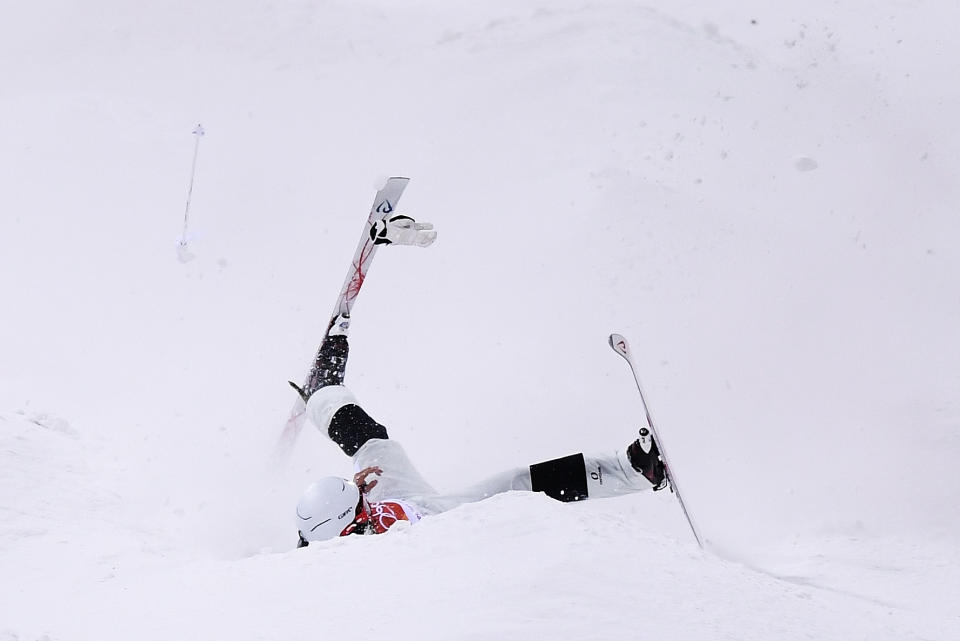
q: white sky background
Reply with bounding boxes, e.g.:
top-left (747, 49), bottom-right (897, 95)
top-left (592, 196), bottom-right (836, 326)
top-left (1, 1), bottom-right (958, 638)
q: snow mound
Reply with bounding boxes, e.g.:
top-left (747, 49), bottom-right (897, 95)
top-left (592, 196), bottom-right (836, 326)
top-left (3, 412), bottom-right (957, 640)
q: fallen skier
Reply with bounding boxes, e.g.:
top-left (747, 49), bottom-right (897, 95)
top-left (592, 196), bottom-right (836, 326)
top-left (294, 314), bottom-right (666, 547)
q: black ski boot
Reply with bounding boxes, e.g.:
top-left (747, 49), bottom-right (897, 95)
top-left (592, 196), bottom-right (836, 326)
top-left (627, 428), bottom-right (667, 490)
top-left (291, 314), bottom-right (351, 402)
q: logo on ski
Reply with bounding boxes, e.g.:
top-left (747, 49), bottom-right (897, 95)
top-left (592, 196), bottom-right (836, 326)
top-left (376, 199), bottom-right (395, 214)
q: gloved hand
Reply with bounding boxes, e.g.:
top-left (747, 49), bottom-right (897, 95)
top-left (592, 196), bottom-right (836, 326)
top-left (370, 214), bottom-right (437, 247)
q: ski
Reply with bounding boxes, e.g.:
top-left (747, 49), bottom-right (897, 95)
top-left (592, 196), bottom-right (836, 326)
top-left (609, 333), bottom-right (704, 548)
top-left (275, 177), bottom-right (412, 461)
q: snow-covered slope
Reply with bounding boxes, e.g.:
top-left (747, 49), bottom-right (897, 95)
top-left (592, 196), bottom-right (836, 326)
top-left (2, 1), bottom-right (958, 639)
top-left (2, 413), bottom-right (956, 641)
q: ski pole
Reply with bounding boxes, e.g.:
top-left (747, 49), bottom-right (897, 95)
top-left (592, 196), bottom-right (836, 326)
top-left (178, 124), bottom-right (205, 258)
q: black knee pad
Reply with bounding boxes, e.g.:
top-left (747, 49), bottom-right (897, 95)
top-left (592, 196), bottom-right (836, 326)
top-left (529, 453), bottom-right (588, 502)
top-left (328, 404), bottom-right (389, 456)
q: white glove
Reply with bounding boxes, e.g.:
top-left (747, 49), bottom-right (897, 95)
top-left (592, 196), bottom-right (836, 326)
top-left (370, 215), bottom-right (437, 247)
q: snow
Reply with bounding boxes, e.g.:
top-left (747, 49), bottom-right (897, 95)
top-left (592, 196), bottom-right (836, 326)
top-left (2, 0), bottom-right (958, 639)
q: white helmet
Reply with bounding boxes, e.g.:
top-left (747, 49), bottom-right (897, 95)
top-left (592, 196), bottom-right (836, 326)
top-left (295, 477), bottom-right (361, 545)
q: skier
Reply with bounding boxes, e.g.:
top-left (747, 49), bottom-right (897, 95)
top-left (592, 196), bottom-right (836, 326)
top-left (294, 314), bottom-right (668, 547)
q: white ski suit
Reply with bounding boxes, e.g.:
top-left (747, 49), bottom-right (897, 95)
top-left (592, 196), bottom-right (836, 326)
top-left (306, 385), bottom-right (655, 521)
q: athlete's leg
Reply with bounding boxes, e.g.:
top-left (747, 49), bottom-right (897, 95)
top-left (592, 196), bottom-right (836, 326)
top-left (306, 384), bottom-right (389, 457)
top-left (528, 449), bottom-right (656, 502)
top-left (442, 446), bottom-right (656, 507)
top-left (301, 328), bottom-right (350, 400)
top-left (439, 467), bottom-right (534, 506)
top-left (301, 327), bottom-right (391, 457)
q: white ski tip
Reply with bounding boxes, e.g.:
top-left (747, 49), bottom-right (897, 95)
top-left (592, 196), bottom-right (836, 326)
top-left (376, 176), bottom-right (410, 189)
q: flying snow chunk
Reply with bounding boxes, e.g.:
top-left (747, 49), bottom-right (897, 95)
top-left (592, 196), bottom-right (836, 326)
top-left (794, 156), bottom-right (819, 171)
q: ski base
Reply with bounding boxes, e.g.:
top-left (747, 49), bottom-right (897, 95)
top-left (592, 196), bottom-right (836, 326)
top-left (609, 333), bottom-right (704, 548)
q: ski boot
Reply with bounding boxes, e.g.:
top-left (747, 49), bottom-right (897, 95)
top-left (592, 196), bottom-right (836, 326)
top-left (290, 314), bottom-right (351, 402)
top-left (627, 427), bottom-right (667, 490)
